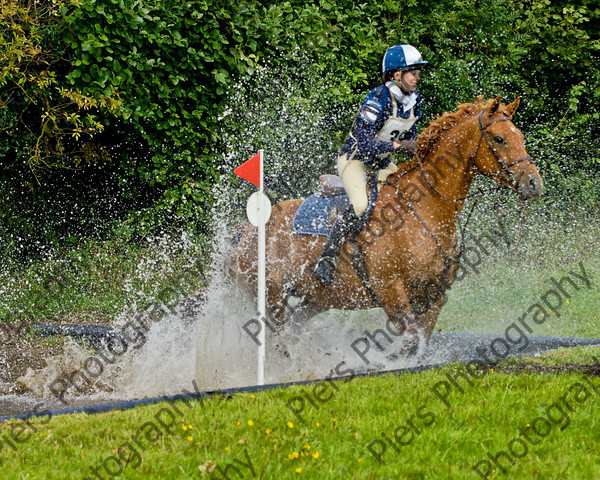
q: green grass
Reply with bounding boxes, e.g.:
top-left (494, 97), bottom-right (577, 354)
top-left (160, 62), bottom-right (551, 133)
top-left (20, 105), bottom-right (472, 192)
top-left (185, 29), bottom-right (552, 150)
top-left (1, 198), bottom-right (598, 479)
top-left (437, 208), bottom-right (600, 339)
top-left (0, 232), bottom-right (210, 324)
top-left (1, 347), bottom-right (599, 479)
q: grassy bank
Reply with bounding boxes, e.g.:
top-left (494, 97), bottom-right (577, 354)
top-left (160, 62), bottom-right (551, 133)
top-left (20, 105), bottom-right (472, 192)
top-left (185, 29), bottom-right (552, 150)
top-left (1, 347), bottom-right (599, 479)
top-left (437, 200), bottom-right (600, 339)
top-left (0, 232), bottom-right (210, 324)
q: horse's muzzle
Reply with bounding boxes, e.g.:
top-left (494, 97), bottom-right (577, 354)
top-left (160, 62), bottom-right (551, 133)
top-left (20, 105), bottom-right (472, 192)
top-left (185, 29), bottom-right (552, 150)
top-left (517, 168), bottom-right (544, 200)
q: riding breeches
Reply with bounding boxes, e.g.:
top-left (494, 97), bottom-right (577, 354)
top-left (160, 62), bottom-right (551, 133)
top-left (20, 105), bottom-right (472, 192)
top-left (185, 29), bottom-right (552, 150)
top-left (337, 154), bottom-right (397, 217)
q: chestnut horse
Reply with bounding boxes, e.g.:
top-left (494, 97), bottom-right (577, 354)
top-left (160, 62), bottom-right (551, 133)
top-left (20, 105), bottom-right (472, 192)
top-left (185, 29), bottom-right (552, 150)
top-left (232, 96), bottom-right (543, 357)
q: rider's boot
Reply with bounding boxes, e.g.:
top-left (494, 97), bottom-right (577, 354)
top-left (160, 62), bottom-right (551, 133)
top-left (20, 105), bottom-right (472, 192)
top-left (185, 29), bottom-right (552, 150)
top-left (313, 206), bottom-right (361, 285)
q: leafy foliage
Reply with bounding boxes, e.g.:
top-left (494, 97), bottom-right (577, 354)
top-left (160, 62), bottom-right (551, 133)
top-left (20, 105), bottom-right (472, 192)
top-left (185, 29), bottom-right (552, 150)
top-left (1, 0), bottom-right (599, 256)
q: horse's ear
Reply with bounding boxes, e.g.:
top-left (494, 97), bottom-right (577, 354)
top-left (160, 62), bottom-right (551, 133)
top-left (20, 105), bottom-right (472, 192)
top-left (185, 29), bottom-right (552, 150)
top-left (505, 97), bottom-right (521, 118)
top-left (487, 95), bottom-right (502, 117)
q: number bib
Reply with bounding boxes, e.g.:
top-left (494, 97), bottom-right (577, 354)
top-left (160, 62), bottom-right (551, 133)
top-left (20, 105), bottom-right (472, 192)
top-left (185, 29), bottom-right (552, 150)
top-left (375, 115), bottom-right (417, 142)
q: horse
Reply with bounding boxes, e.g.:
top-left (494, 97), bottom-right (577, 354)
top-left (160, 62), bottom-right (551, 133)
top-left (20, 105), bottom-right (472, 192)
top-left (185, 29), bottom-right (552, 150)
top-left (231, 96), bottom-right (543, 358)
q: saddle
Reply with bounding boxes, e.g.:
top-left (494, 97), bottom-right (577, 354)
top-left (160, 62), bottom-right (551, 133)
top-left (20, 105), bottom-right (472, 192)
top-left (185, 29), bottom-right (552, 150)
top-left (317, 174), bottom-right (345, 198)
top-left (292, 175), bottom-right (377, 237)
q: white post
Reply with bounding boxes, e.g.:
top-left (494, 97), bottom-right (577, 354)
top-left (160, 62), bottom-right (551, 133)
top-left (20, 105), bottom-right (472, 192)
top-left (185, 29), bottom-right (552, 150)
top-left (257, 150), bottom-right (266, 385)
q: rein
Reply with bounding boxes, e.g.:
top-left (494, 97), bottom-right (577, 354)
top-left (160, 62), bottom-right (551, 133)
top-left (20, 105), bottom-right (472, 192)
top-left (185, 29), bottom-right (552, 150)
top-left (383, 108), bottom-right (536, 276)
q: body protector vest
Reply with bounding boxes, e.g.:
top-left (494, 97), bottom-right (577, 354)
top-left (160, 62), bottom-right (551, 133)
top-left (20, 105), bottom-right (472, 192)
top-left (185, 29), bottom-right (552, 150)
top-left (375, 92), bottom-right (418, 144)
top-left (339, 84), bottom-right (421, 171)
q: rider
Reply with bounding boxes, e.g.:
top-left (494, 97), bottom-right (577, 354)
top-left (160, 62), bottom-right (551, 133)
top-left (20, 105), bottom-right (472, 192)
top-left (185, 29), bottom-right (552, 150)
top-left (313, 44), bottom-right (428, 284)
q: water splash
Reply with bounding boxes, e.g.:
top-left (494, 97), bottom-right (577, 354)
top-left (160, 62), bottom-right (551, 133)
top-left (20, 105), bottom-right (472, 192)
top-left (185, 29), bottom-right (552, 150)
top-left (7, 62), bottom-right (600, 412)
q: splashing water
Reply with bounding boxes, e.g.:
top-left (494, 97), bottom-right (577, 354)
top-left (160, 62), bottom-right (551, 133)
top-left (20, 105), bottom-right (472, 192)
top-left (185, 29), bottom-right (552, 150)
top-left (9, 63), bottom-right (600, 413)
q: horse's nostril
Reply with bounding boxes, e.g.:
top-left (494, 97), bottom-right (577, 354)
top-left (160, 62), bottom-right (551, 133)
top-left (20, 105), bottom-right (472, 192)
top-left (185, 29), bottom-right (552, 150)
top-left (529, 178), bottom-right (537, 192)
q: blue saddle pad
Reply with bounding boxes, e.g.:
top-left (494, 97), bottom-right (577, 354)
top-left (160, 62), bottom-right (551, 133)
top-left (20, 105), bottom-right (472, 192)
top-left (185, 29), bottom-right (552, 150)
top-left (292, 186), bottom-right (378, 237)
top-left (292, 194), bottom-right (350, 237)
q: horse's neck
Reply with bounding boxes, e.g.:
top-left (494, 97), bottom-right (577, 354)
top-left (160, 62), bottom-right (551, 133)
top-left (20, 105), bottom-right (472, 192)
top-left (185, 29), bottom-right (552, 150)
top-left (378, 117), bottom-right (480, 243)
top-left (421, 119), bottom-right (479, 202)
top-left (385, 117), bottom-right (479, 212)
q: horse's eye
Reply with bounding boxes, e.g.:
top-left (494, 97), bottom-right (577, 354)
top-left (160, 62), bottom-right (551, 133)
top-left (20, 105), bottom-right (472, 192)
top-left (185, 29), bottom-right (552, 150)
top-left (494, 136), bottom-right (505, 144)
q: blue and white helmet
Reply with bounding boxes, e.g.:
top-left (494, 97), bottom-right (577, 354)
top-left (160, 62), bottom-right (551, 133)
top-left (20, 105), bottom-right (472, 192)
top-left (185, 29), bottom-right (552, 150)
top-left (382, 44), bottom-right (428, 74)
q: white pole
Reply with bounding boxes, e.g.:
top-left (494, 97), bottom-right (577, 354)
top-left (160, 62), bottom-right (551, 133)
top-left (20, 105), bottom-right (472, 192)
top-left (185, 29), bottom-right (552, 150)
top-left (257, 149), bottom-right (266, 385)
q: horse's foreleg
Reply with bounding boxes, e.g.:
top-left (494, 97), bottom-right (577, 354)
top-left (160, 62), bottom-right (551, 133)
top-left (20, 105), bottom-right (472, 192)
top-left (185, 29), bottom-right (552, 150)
top-left (417, 296), bottom-right (446, 343)
top-left (411, 263), bottom-right (459, 346)
top-left (378, 279), bottom-right (422, 357)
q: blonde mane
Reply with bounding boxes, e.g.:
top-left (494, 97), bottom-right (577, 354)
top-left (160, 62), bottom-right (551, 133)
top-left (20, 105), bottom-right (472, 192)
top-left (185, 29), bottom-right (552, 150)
top-left (416, 97), bottom-right (488, 160)
top-left (393, 96), bottom-right (500, 176)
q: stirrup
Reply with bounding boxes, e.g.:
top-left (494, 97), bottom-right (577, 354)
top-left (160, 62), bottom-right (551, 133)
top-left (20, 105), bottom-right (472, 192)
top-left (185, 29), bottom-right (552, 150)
top-left (313, 256), bottom-right (336, 285)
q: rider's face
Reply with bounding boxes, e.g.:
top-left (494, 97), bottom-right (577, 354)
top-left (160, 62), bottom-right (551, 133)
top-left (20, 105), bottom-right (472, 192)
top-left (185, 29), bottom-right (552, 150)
top-left (395, 69), bottom-right (421, 93)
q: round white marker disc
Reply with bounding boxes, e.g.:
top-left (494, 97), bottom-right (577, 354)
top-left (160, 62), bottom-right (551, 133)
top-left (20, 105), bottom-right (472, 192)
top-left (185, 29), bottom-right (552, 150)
top-left (246, 191), bottom-right (272, 226)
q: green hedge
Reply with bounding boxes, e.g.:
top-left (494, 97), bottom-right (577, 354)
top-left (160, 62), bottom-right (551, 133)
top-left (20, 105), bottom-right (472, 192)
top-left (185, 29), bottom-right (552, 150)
top-left (1, 0), bottom-right (599, 255)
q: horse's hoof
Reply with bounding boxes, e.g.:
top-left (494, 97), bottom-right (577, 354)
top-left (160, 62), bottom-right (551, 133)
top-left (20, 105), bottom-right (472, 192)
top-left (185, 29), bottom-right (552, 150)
top-left (405, 340), bottom-right (420, 357)
top-left (399, 329), bottom-right (422, 358)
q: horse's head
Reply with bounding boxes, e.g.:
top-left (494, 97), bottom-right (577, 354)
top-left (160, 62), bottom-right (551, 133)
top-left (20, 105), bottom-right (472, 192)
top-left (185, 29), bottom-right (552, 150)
top-left (472, 96), bottom-right (543, 200)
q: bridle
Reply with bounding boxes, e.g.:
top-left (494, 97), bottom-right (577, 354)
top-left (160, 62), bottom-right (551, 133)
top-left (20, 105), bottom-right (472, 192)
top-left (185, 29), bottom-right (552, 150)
top-left (416, 109), bottom-right (536, 201)
top-left (475, 110), bottom-right (535, 191)
top-left (383, 107), bottom-right (537, 292)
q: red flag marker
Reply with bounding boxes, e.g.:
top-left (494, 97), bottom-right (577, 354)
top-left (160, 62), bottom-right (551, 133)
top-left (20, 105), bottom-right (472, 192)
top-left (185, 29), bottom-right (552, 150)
top-left (234, 152), bottom-right (262, 187)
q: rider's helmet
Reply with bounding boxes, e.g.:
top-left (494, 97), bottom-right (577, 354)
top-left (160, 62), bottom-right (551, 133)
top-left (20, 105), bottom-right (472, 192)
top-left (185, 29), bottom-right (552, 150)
top-left (382, 44), bottom-right (429, 74)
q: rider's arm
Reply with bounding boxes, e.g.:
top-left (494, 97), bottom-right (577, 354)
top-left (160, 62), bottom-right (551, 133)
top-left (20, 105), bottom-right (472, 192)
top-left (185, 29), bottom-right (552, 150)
top-left (351, 96), bottom-right (396, 170)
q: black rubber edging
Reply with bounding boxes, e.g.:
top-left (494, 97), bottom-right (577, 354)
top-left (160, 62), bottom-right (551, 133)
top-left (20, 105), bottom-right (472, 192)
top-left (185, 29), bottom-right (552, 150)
top-left (6, 329), bottom-right (598, 423)
top-left (28, 323), bottom-right (118, 348)
top-left (0, 359), bottom-right (462, 422)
